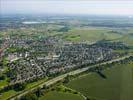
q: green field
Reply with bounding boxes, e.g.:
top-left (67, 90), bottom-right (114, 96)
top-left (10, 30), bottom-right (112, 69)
top-left (64, 27), bottom-right (110, 42)
top-left (62, 27), bottom-right (133, 46)
top-left (0, 90), bottom-right (16, 100)
top-left (0, 78), bottom-right (48, 100)
top-left (39, 91), bottom-right (83, 100)
top-left (1, 26), bottom-right (133, 45)
top-left (0, 78), bottom-right (8, 89)
top-left (66, 62), bottom-right (133, 100)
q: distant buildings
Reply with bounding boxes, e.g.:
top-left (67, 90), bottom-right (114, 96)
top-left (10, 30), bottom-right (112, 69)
top-left (1, 35), bottom-right (126, 84)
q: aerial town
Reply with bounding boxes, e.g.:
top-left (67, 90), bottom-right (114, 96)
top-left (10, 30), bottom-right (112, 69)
top-left (1, 34), bottom-right (126, 84)
top-left (0, 1), bottom-right (133, 100)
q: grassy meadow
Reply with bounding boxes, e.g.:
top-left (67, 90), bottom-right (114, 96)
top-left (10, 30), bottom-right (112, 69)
top-left (66, 62), bottom-right (133, 100)
top-left (61, 27), bottom-right (133, 46)
top-left (39, 91), bottom-right (83, 100)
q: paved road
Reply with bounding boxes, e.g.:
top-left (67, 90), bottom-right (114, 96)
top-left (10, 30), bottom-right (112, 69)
top-left (9, 55), bottom-right (132, 100)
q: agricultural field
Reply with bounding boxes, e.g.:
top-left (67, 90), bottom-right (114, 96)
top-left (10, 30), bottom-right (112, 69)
top-left (61, 27), bottom-right (133, 46)
top-left (0, 78), bottom-right (48, 100)
top-left (0, 90), bottom-right (16, 100)
top-left (66, 62), bottom-right (133, 100)
top-left (39, 91), bottom-right (83, 100)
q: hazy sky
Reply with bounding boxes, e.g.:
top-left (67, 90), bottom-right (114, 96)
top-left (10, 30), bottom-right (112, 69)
top-left (1, 0), bottom-right (133, 15)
